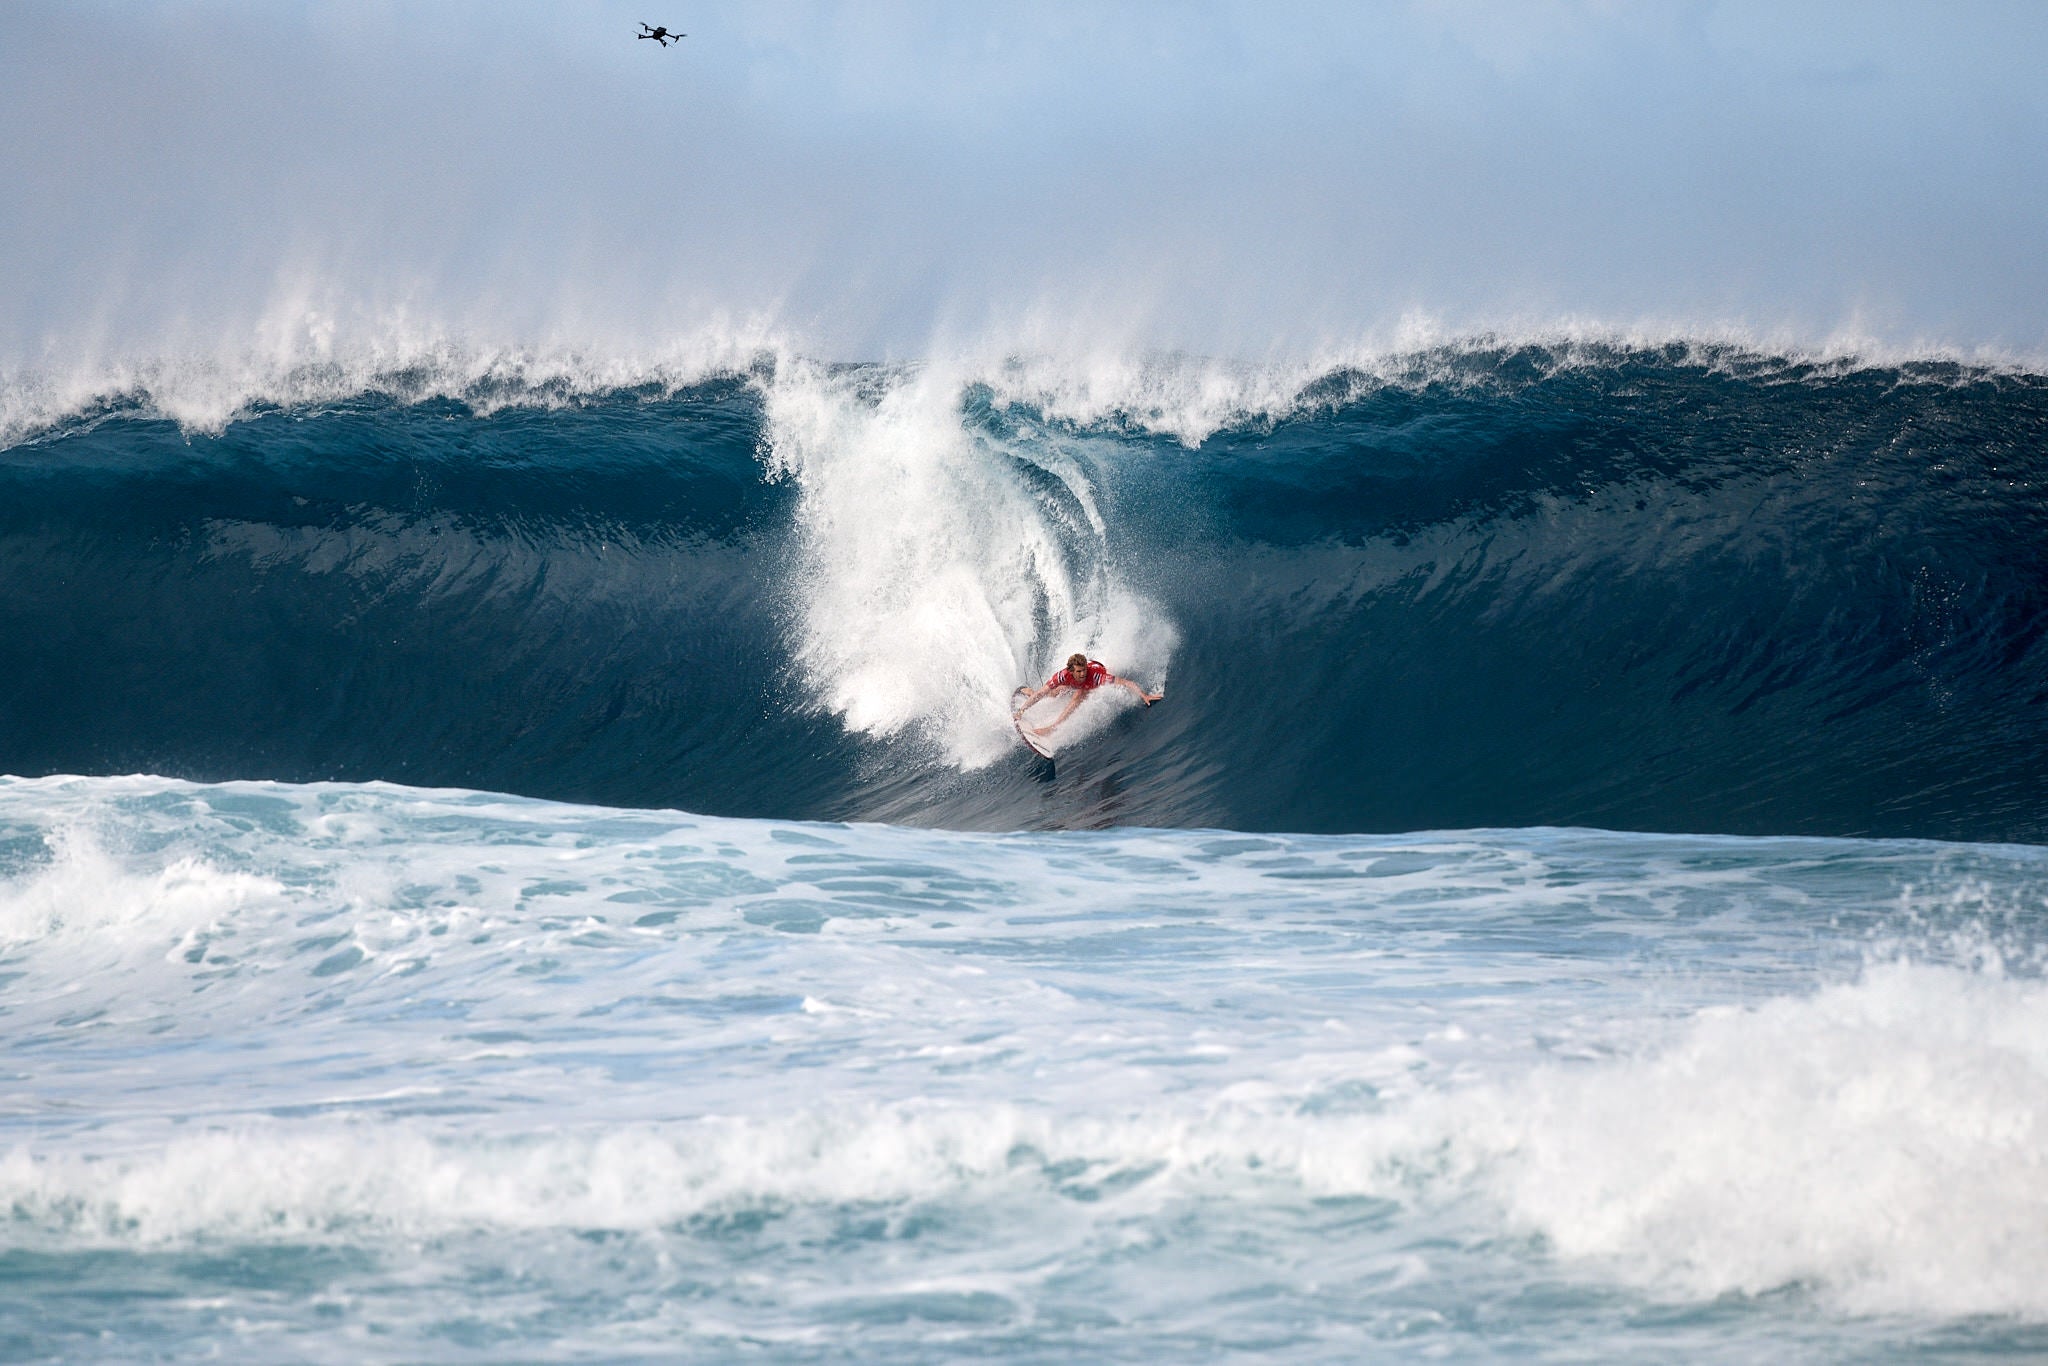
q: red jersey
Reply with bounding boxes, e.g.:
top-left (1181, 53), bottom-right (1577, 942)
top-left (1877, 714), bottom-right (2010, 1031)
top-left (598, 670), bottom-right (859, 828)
top-left (1048, 660), bottom-right (1114, 691)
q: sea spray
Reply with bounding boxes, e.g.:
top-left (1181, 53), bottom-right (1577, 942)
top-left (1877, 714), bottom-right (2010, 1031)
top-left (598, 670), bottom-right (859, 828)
top-left (760, 359), bottom-right (1177, 767)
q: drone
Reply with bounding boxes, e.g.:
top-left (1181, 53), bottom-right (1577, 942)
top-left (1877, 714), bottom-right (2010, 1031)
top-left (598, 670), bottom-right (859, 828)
top-left (637, 22), bottom-right (684, 47)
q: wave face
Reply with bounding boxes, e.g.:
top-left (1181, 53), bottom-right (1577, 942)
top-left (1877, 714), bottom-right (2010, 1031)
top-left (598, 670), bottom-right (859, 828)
top-left (2, 344), bottom-right (2045, 839)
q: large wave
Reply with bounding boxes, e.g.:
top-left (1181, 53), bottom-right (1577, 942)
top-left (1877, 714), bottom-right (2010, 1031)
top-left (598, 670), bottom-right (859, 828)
top-left (1, 340), bottom-right (2043, 839)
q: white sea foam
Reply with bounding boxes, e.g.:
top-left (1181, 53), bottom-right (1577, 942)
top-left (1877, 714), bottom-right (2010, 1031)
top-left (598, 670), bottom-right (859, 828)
top-left (0, 1110), bottom-right (1080, 1243)
top-left (0, 824), bottom-right (282, 961)
top-left (6, 955), bottom-right (2044, 1320)
top-left (4, 777), bottom-right (2046, 1338)
top-left (1471, 959), bottom-right (2048, 1319)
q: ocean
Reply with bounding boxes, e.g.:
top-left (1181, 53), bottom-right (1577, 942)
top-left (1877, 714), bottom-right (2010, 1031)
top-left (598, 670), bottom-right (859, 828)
top-left (3, 343), bottom-right (2047, 1360)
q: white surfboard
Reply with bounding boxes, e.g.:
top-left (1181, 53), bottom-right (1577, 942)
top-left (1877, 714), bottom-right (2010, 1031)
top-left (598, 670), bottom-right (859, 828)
top-left (1010, 686), bottom-right (1059, 759)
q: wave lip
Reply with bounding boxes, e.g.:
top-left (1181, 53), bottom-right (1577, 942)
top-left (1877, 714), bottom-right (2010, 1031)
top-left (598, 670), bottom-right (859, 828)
top-left (0, 328), bottom-right (791, 449)
top-left (7, 325), bottom-right (2043, 453)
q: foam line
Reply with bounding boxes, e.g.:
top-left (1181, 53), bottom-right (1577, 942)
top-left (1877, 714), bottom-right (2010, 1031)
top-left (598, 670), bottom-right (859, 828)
top-left (6, 962), bottom-right (2046, 1320)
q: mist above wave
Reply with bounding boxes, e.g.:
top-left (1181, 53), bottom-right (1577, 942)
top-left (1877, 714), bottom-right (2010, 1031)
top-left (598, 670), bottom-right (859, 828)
top-left (6, 4), bottom-right (2048, 411)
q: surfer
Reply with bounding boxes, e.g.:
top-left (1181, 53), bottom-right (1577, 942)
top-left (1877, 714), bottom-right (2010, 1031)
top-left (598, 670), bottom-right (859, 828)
top-left (637, 22), bottom-right (684, 45)
top-left (1016, 653), bottom-right (1163, 738)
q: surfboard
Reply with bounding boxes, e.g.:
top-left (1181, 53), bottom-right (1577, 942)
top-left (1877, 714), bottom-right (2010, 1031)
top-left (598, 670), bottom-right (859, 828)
top-left (1012, 684), bottom-right (1165, 761)
top-left (1010, 686), bottom-right (1058, 760)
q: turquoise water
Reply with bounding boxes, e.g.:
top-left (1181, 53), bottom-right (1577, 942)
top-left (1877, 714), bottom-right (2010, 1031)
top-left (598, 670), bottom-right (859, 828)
top-left (4, 775), bottom-right (2045, 1360)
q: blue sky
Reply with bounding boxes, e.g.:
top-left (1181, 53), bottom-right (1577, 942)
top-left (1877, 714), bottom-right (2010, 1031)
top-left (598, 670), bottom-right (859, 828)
top-left (4, 0), bottom-right (2045, 362)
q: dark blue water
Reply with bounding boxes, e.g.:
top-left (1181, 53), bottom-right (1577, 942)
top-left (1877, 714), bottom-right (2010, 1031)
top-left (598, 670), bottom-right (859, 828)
top-left (3, 345), bottom-right (2044, 839)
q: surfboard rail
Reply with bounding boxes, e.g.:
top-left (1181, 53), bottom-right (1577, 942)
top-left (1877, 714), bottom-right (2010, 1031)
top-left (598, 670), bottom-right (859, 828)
top-left (1010, 686), bottom-right (1057, 759)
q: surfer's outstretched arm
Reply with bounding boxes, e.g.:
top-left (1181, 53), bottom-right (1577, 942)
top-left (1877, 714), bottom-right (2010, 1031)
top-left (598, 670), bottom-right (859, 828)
top-left (1032, 691), bottom-right (1084, 736)
top-left (1113, 677), bottom-right (1164, 706)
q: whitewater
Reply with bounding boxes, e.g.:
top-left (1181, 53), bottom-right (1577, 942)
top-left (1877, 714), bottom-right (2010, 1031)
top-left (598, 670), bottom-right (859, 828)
top-left (4, 772), bottom-right (2047, 1361)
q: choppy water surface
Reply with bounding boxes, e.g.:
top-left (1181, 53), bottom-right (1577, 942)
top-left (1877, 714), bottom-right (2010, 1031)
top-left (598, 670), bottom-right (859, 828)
top-left (4, 776), bottom-right (2045, 1361)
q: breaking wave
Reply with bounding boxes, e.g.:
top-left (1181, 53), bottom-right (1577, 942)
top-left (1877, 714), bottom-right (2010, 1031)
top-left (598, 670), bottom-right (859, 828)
top-left (2, 339), bottom-right (2044, 839)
